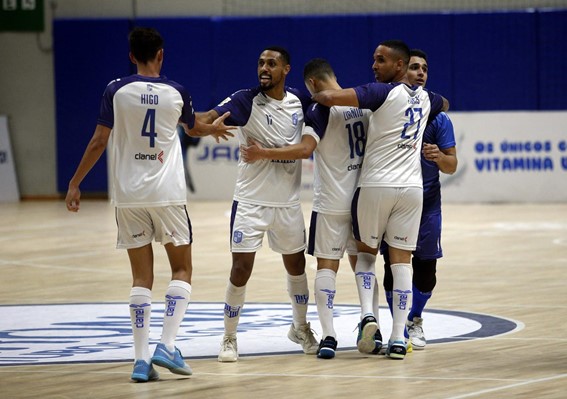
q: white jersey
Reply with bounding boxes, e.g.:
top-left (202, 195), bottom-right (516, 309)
top-left (214, 87), bottom-right (311, 207)
top-left (304, 104), bottom-right (370, 215)
top-left (354, 82), bottom-right (444, 188)
top-left (98, 74), bottom-right (195, 207)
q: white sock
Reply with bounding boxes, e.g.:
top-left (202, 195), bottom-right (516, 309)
top-left (287, 273), bottom-right (309, 328)
top-left (391, 263), bottom-right (412, 342)
top-left (354, 252), bottom-right (376, 319)
top-left (315, 269), bottom-right (337, 338)
top-left (373, 276), bottom-right (381, 329)
top-left (160, 280), bottom-right (191, 351)
top-left (223, 281), bottom-right (246, 336)
top-left (129, 287), bottom-right (152, 362)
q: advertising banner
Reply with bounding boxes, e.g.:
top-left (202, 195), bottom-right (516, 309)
top-left (185, 112), bottom-right (567, 203)
top-left (442, 112), bottom-right (567, 203)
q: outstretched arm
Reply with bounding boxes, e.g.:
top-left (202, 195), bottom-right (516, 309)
top-left (185, 110), bottom-right (235, 143)
top-left (66, 124), bottom-right (112, 212)
top-left (312, 88), bottom-right (359, 108)
top-left (240, 134), bottom-right (318, 163)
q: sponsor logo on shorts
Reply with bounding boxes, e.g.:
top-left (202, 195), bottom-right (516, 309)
top-left (394, 235), bottom-right (408, 242)
top-left (132, 230), bottom-right (146, 238)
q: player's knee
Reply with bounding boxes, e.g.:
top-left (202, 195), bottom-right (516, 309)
top-left (412, 257), bottom-right (437, 292)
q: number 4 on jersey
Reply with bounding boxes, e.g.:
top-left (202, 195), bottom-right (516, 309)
top-left (142, 109), bottom-right (157, 147)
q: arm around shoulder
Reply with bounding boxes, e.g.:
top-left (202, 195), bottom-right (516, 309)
top-left (312, 88), bottom-right (359, 108)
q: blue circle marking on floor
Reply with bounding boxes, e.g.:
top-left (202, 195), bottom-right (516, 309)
top-left (0, 302), bottom-right (522, 366)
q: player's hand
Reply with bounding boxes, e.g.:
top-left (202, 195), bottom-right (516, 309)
top-left (422, 143), bottom-right (442, 163)
top-left (65, 186), bottom-right (81, 212)
top-left (240, 138), bottom-right (264, 163)
top-left (211, 112), bottom-right (236, 143)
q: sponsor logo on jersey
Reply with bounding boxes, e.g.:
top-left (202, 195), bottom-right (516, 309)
top-left (134, 150), bottom-right (164, 164)
top-left (132, 230), bottom-right (146, 238)
top-left (393, 235), bottom-right (408, 242)
top-left (347, 162), bottom-right (362, 171)
top-left (271, 159), bottom-right (296, 164)
top-left (408, 97), bottom-right (421, 105)
top-left (397, 142), bottom-right (418, 151)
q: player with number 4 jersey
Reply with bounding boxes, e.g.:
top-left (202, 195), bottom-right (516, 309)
top-left (65, 27), bottom-right (233, 382)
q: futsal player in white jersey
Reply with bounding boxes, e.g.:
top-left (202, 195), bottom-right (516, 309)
top-left (197, 47), bottom-right (318, 362)
top-left (312, 40), bottom-right (447, 360)
top-left (65, 27), bottom-right (233, 382)
top-left (240, 58), bottom-right (371, 359)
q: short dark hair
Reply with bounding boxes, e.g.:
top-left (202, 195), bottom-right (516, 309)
top-left (410, 48), bottom-right (428, 61)
top-left (379, 39), bottom-right (410, 65)
top-left (303, 58), bottom-right (336, 81)
top-left (128, 27), bottom-right (164, 64)
top-left (264, 46), bottom-right (291, 65)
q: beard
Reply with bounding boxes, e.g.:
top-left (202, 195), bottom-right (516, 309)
top-left (259, 81), bottom-right (275, 91)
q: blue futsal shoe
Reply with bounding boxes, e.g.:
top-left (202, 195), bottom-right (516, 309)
top-left (131, 360), bottom-right (159, 382)
top-left (317, 336), bottom-right (338, 359)
top-left (151, 343), bottom-right (193, 375)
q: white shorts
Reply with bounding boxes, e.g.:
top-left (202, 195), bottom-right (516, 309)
top-left (307, 212), bottom-right (357, 260)
top-left (352, 186), bottom-right (423, 251)
top-left (115, 206), bottom-right (192, 249)
top-left (230, 201), bottom-right (306, 254)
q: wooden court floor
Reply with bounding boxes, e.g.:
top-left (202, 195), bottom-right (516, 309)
top-left (0, 200), bottom-right (566, 398)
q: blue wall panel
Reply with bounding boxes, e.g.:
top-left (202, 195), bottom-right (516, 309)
top-left (210, 17), bottom-right (293, 105)
top-left (452, 12), bottom-right (538, 110)
top-left (136, 18), bottom-right (215, 111)
top-left (367, 13), bottom-right (454, 108)
top-left (538, 9), bottom-right (567, 110)
top-left (54, 19), bottom-right (131, 192)
top-left (287, 15), bottom-right (372, 91)
top-left (53, 10), bottom-right (567, 194)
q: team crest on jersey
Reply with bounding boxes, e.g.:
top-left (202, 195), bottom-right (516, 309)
top-left (292, 113), bottom-right (298, 126)
top-left (233, 230), bottom-right (243, 243)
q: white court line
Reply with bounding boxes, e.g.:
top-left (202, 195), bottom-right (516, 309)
top-left (444, 373), bottom-right (567, 399)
